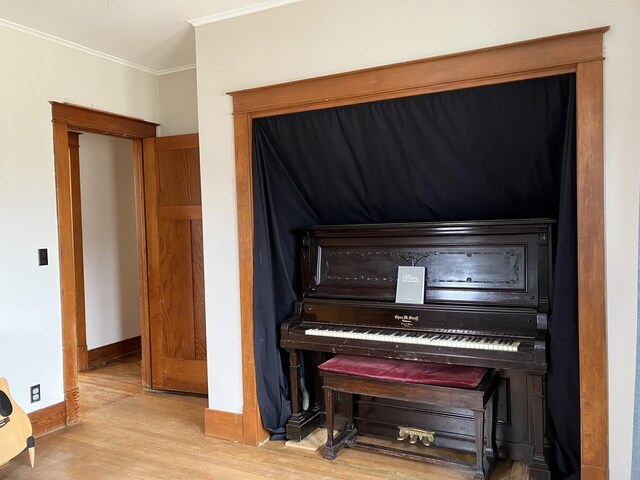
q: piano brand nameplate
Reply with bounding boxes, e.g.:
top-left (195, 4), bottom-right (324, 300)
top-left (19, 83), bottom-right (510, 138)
top-left (395, 266), bottom-right (425, 304)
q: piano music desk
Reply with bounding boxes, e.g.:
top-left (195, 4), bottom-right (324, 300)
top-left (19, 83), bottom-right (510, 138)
top-left (319, 355), bottom-right (498, 480)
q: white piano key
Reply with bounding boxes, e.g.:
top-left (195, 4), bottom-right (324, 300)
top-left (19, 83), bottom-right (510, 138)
top-left (304, 327), bottom-right (521, 352)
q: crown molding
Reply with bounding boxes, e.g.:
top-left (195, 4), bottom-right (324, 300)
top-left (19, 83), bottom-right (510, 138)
top-left (188, 0), bottom-right (303, 27)
top-left (0, 17), bottom-right (157, 75)
top-left (157, 64), bottom-right (196, 76)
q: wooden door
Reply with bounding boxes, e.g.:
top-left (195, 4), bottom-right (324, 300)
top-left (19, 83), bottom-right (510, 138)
top-left (143, 134), bottom-right (207, 393)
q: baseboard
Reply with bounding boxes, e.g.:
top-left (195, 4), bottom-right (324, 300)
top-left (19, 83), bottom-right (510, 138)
top-left (581, 464), bottom-right (608, 480)
top-left (204, 408), bottom-right (244, 442)
top-left (29, 401), bottom-right (66, 437)
top-left (87, 336), bottom-right (141, 369)
top-left (77, 344), bottom-right (89, 372)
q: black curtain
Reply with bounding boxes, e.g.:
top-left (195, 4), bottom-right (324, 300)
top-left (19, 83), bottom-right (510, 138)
top-left (252, 74), bottom-right (579, 478)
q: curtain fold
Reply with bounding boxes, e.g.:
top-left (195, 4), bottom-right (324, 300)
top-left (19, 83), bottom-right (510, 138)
top-left (252, 74), bottom-right (578, 477)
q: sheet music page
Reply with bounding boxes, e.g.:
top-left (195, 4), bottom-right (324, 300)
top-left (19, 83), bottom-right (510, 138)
top-left (395, 266), bottom-right (425, 304)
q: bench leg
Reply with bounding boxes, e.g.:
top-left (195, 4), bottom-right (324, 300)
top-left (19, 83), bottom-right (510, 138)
top-left (473, 408), bottom-right (487, 480)
top-left (485, 393), bottom-right (496, 461)
top-left (323, 386), bottom-right (337, 460)
top-left (345, 392), bottom-right (354, 431)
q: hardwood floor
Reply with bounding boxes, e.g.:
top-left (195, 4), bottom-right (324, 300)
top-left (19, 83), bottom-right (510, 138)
top-left (1, 355), bottom-right (523, 479)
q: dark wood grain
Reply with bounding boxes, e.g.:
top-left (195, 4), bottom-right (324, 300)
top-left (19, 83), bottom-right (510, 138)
top-left (282, 220), bottom-right (552, 478)
top-left (321, 369), bottom-right (499, 479)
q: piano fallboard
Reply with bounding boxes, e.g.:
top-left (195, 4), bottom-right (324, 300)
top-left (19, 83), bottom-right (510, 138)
top-left (298, 298), bottom-right (543, 338)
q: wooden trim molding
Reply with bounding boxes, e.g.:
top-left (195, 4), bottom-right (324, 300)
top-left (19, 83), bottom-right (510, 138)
top-left (87, 336), bottom-right (142, 369)
top-left (51, 102), bottom-right (158, 138)
top-left (232, 113), bottom-right (268, 446)
top-left (51, 103), bottom-right (157, 431)
top-left (576, 60), bottom-right (607, 472)
top-left (204, 409), bottom-right (244, 443)
top-left (229, 27), bottom-right (607, 115)
top-left (229, 27), bottom-right (609, 477)
top-left (29, 402), bottom-right (66, 437)
top-left (68, 132), bottom-right (89, 373)
top-left (581, 465), bottom-right (608, 480)
top-left (133, 139), bottom-right (152, 389)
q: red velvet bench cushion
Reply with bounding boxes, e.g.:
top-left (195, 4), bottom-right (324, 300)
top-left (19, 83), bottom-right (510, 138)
top-left (318, 355), bottom-right (488, 389)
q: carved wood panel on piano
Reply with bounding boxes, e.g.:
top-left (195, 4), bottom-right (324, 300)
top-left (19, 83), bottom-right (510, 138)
top-left (280, 219), bottom-right (553, 479)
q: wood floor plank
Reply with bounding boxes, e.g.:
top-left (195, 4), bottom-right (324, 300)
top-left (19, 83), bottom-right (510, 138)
top-left (0, 355), bottom-right (523, 479)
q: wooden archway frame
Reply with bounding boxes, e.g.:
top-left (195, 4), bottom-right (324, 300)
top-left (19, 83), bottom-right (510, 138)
top-left (51, 102), bottom-right (157, 427)
top-left (229, 28), bottom-right (609, 479)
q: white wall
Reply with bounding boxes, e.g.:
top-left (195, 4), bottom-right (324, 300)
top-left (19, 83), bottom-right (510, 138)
top-left (0, 24), bottom-right (158, 412)
top-left (158, 68), bottom-right (198, 136)
top-left (194, 0), bottom-right (640, 477)
top-left (79, 133), bottom-right (140, 349)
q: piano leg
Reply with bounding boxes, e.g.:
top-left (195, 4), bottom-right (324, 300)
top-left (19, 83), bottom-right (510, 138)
top-left (289, 350), bottom-right (302, 416)
top-left (285, 349), bottom-right (321, 441)
top-left (527, 372), bottom-right (550, 480)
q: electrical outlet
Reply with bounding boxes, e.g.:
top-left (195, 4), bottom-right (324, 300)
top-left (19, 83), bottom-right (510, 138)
top-left (38, 248), bottom-right (48, 266)
top-left (30, 384), bottom-right (41, 403)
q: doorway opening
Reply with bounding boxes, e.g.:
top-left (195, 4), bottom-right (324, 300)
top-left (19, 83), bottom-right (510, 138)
top-left (70, 132), bottom-right (141, 374)
top-left (52, 102), bottom-right (156, 424)
top-left (52, 103), bottom-right (207, 424)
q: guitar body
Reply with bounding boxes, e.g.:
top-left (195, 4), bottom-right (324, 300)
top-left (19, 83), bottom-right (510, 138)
top-left (0, 378), bottom-right (35, 467)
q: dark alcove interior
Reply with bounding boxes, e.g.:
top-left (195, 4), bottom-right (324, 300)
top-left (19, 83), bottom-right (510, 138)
top-left (251, 74), bottom-right (579, 478)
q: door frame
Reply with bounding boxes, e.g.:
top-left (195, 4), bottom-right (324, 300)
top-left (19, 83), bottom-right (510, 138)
top-left (51, 102), bottom-right (157, 424)
top-left (229, 27), bottom-right (609, 478)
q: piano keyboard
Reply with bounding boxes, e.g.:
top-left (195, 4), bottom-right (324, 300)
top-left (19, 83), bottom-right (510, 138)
top-left (304, 327), bottom-right (521, 352)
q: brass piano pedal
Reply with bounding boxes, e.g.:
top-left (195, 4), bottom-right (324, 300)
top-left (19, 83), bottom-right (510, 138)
top-left (397, 427), bottom-right (435, 447)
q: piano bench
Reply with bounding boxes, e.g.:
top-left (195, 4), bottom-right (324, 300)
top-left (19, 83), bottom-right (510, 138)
top-left (319, 355), bottom-right (499, 480)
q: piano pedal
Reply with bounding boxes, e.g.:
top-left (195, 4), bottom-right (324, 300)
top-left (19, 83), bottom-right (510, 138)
top-left (397, 426), bottom-right (435, 447)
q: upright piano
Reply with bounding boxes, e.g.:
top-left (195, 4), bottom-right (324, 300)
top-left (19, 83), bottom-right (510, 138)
top-left (280, 219), bottom-right (552, 478)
